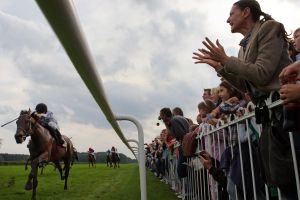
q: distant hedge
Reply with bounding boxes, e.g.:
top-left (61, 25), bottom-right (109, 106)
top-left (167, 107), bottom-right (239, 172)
top-left (0, 152), bottom-right (137, 164)
top-left (0, 161), bottom-right (27, 165)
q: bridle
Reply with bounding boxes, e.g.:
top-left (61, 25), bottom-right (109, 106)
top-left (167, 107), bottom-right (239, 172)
top-left (17, 114), bottom-right (34, 139)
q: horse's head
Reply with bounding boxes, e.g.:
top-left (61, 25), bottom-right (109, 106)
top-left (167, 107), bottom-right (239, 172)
top-left (14, 109), bottom-right (33, 144)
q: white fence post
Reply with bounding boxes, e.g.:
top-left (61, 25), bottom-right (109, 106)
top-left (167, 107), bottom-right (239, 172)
top-left (116, 115), bottom-right (147, 200)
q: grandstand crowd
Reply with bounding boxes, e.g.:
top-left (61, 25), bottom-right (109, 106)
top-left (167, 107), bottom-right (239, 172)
top-left (145, 0), bottom-right (300, 199)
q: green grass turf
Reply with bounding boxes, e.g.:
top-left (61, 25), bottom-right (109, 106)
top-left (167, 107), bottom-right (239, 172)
top-left (0, 163), bottom-right (178, 200)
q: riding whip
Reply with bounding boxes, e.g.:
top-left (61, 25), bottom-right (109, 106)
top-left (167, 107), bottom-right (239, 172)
top-left (1, 117), bottom-right (18, 127)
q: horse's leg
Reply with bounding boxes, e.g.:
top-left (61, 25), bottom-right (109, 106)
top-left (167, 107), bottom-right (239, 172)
top-left (54, 161), bottom-right (64, 180)
top-left (30, 159), bottom-right (39, 200)
top-left (25, 169), bottom-right (34, 190)
top-left (63, 161), bottom-right (70, 190)
top-left (25, 157), bottom-right (31, 170)
top-left (40, 166), bottom-right (44, 175)
top-left (38, 151), bottom-right (50, 167)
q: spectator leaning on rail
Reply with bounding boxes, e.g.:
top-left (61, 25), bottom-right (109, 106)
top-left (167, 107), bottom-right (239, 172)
top-left (280, 29), bottom-right (300, 104)
top-left (172, 107), bottom-right (194, 126)
top-left (159, 107), bottom-right (189, 179)
top-left (192, 0), bottom-right (295, 198)
top-left (292, 28), bottom-right (300, 61)
top-left (279, 61), bottom-right (300, 103)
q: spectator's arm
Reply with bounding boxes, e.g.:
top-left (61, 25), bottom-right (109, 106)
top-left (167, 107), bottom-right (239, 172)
top-left (210, 107), bottom-right (220, 118)
top-left (209, 166), bottom-right (227, 188)
top-left (223, 21), bottom-right (288, 86)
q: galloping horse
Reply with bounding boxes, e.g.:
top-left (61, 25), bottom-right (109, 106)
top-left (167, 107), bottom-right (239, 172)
top-left (106, 154), bottom-right (111, 167)
top-left (110, 152), bottom-right (119, 168)
top-left (88, 153), bottom-right (96, 168)
top-left (116, 154), bottom-right (120, 168)
top-left (14, 110), bottom-right (74, 200)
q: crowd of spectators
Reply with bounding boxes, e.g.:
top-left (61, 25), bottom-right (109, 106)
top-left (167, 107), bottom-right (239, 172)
top-left (145, 0), bottom-right (300, 199)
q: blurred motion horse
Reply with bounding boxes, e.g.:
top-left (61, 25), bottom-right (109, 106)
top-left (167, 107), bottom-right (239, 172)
top-left (14, 110), bottom-right (75, 200)
top-left (110, 152), bottom-right (120, 168)
top-left (88, 153), bottom-right (96, 168)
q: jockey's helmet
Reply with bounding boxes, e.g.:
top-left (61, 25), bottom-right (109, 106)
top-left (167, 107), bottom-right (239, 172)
top-left (35, 103), bottom-right (47, 114)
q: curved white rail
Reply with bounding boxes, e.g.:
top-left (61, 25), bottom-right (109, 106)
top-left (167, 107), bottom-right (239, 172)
top-left (35, 0), bottom-right (147, 199)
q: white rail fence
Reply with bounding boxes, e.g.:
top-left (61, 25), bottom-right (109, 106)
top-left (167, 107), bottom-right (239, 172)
top-left (34, 0), bottom-right (147, 199)
top-left (160, 93), bottom-right (300, 200)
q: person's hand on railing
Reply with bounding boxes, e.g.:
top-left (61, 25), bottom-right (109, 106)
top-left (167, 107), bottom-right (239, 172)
top-left (199, 150), bottom-right (213, 170)
top-left (236, 107), bottom-right (245, 117)
top-left (279, 61), bottom-right (300, 84)
top-left (280, 84), bottom-right (300, 104)
top-left (226, 96), bottom-right (239, 104)
top-left (279, 61), bottom-right (300, 104)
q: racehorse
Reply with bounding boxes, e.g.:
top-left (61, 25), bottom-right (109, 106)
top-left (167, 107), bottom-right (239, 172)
top-left (110, 152), bottom-right (119, 168)
top-left (106, 154), bottom-right (111, 167)
top-left (88, 153), bottom-right (96, 168)
top-left (14, 110), bottom-right (74, 200)
top-left (116, 154), bottom-right (120, 168)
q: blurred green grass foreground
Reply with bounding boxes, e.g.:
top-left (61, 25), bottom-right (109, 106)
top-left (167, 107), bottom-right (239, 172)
top-left (0, 163), bottom-right (178, 200)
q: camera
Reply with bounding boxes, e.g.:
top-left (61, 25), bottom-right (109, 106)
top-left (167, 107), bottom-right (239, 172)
top-left (156, 116), bottom-right (161, 126)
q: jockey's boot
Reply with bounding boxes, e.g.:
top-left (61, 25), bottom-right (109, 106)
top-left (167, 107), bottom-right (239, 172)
top-left (45, 125), bottom-right (62, 145)
top-left (55, 129), bottom-right (65, 147)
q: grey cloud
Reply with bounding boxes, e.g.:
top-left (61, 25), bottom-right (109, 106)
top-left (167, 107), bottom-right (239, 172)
top-left (0, 11), bottom-right (54, 53)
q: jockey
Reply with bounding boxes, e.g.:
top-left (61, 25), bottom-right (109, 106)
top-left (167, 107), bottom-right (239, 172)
top-left (31, 103), bottom-right (65, 147)
top-left (87, 147), bottom-right (96, 156)
top-left (106, 149), bottom-right (111, 155)
top-left (111, 146), bottom-right (116, 153)
top-left (88, 147), bottom-right (95, 155)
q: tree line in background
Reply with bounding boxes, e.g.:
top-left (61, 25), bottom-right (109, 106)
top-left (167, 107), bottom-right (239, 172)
top-left (0, 152), bottom-right (136, 164)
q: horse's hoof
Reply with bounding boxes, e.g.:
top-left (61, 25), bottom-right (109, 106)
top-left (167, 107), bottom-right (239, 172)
top-left (25, 183), bottom-right (32, 190)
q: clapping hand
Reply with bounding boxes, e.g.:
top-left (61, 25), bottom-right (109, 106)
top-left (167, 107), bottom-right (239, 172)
top-left (192, 37), bottom-right (229, 71)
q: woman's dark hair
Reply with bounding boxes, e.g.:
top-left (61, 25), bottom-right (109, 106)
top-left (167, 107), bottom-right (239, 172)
top-left (172, 107), bottom-right (184, 116)
top-left (234, 0), bottom-right (289, 42)
top-left (233, 0), bottom-right (273, 22)
top-left (288, 40), bottom-right (298, 62)
top-left (197, 100), bottom-right (216, 113)
top-left (219, 81), bottom-right (243, 100)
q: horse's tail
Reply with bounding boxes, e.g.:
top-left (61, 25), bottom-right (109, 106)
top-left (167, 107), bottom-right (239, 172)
top-left (61, 135), bottom-right (75, 166)
top-left (74, 151), bottom-right (79, 161)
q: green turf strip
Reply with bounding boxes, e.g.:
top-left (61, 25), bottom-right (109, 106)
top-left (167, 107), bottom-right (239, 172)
top-left (0, 164), bottom-right (178, 200)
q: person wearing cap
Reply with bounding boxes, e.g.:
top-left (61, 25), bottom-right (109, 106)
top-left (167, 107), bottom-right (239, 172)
top-left (111, 146), bottom-right (116, 153)
top-left (87, 147), bottom-right (95, 156)
top-left (32, 103), bottom-right (65, 147)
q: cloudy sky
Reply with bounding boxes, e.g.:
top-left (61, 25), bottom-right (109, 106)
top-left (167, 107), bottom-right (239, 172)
top-left (0, 0), bottom-right (299, 158)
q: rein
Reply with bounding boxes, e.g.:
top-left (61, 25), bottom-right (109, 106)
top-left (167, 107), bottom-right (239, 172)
top-left (20, 115), bottom-right (36, 138)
